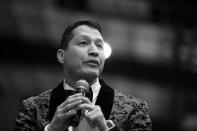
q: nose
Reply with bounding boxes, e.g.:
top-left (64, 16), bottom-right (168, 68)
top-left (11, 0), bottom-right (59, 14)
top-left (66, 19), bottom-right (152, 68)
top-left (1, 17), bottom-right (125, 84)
top-left (88, 43), bottom-right (99, 57)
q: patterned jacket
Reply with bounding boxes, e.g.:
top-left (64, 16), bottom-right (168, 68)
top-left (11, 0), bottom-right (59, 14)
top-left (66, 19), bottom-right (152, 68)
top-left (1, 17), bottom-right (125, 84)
top-left (14, 79), bottom-right (152, 131)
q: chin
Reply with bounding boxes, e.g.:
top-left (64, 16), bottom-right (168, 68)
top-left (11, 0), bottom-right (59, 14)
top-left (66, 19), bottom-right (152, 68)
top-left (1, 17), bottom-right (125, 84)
top-left (80, 70), bottom-right (99, 80)
top-left (86, 72), bottom-right (99, 78)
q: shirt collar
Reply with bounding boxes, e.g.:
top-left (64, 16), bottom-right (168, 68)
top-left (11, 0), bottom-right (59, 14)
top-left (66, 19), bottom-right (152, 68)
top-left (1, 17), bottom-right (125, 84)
top-left (91, 78), bottom-right (101, 95)
top-left (63, 79), bottom-right (101, 94)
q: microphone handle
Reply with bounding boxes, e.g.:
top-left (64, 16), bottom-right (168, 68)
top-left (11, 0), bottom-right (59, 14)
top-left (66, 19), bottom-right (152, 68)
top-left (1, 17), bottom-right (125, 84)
top-left (69, 110), bottom-right (81, 127)
top-left (69, 89), bottom-right (86, 127)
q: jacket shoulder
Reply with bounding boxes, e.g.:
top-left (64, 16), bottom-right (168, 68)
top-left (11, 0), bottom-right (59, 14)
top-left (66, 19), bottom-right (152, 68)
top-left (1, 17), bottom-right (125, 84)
top-left (24, 89), bottom-right (52, 107)
top-left (112, 90), bottom-right (152, 131)
top-left (14, 89), bottom-right (53, 130)
top-left (111, 90), bottom-right (149, 122)
top-left (114, 90), bottom-right (148, 107)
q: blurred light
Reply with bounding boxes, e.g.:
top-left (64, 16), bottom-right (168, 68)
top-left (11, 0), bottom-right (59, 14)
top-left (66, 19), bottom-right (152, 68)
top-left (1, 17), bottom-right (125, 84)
top-left (104, 42), bottom-right (112, 59)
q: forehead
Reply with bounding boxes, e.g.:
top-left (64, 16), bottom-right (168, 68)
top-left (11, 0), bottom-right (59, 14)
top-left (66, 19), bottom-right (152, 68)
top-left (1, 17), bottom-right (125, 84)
top-left (72, 25), bottom-right (103, 40)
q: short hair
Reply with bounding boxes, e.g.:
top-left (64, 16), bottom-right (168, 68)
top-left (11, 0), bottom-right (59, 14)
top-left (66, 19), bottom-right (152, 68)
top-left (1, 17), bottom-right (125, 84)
top-left (60, 20), bottom-right (102, 49)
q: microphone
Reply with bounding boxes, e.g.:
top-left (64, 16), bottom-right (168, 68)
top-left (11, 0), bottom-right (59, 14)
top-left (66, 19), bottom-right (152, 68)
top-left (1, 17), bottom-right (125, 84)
top-left (69, 79), bottom-right (89, 127)
top-left (75, 79), bottom-right (89, 96)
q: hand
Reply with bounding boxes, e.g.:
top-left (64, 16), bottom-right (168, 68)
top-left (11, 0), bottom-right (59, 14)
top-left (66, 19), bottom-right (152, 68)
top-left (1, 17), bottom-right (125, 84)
top-left (78, 103), bottom-right (109, 131)
top-left (48, 93), bottom-right (90, 131)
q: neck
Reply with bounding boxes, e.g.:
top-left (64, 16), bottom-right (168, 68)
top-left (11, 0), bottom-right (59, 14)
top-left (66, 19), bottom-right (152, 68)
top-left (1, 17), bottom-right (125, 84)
top-left (86, 78), bottom-right (97, 86)
top-left (64, 76), bottom-right (98, 88)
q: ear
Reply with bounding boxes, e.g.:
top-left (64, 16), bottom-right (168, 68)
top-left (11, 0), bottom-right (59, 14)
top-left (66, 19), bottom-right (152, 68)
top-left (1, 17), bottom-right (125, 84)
top-left (57, 49), bottom-right (65, 64)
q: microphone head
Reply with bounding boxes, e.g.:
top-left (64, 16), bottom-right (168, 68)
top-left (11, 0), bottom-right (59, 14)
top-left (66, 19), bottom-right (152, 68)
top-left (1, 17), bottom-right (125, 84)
top-left (70, 80), bottom-right (89, 127)
top-left (74, 79), bottom-right (89, 93)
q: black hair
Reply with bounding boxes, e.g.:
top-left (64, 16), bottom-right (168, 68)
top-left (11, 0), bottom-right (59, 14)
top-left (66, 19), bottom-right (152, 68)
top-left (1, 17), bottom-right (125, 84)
top-left (60, 20), bottom-right (102, 49)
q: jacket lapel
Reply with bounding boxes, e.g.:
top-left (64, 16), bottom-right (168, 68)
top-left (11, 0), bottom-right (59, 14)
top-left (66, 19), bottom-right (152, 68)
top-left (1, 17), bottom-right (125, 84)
top-left (96, 79), bottom-right (114, 119)
top-left (48, 79), bottom-right (115, 122)
top-left (48, 81), bottom-right (69, 121)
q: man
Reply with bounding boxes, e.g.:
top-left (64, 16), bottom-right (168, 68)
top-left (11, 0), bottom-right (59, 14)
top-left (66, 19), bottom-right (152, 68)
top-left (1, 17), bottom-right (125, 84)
top-left (14, 20), bottom-right (152, 131)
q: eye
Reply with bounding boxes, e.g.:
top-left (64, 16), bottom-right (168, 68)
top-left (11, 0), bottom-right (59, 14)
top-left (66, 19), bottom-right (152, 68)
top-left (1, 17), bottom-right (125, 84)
top-left (96, 42), bottom-right (104, 49)
top-left (79, 40), bottom-right (88, 46)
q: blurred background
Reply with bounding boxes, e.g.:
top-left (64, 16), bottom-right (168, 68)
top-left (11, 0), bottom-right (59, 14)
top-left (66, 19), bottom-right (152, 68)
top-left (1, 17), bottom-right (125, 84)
top-left (1, 0), bottom-right (197, 131)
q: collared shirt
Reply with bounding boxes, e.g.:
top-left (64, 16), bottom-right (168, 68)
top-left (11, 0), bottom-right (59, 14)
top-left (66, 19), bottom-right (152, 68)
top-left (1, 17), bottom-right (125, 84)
top-left (45, 79), bottom-right (101, 131)
top-left (63, 79), bottom-right (101, 104)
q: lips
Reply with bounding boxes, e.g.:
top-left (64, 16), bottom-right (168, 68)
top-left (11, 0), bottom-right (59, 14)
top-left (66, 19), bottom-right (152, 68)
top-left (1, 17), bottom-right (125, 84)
top-left (84, 59), bottom-right (100, 66)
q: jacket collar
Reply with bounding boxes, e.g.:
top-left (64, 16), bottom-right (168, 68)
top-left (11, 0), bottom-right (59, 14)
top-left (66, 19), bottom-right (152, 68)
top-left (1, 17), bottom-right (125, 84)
top-left (95, 79), bottom-right (114, 119)
top-left (48, 79), bottom-right (114, 121)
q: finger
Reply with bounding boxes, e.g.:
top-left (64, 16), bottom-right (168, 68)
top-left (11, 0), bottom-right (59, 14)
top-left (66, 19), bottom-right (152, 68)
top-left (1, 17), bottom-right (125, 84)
top-left (68, 93), bottom-right (82, 98)
top-left (59, 94), bottom-right (83, 108)
top-left (80, 96), bottom-right (92, 104)
top-left (61, 100), bottom-right (83, 113)
top-left (85, 111), bottom-right (99, 127)
top-left (61, 109), bottom-right (77, 120)
top-left (77, 103), bottom-right (95, 111)
top-left (85, 106), bottom-right (103, 121)
top-left (64, 96), bottom-right (91, 108)
top-left (54, 107), bottom-right (77, 121)
top-left (86, 112), bottom-right (105, 128)
top-left (86, 107), bottom-right (103, 121)
top-left (69, 94), bottom-right (91, 104)
top-left (86, 108), bottom-right (99, 117)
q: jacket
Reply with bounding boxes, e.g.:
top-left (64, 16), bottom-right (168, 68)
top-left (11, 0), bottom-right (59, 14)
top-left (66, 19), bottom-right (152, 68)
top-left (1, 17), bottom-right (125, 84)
top-left (14, 79), bottom-right (152, 131)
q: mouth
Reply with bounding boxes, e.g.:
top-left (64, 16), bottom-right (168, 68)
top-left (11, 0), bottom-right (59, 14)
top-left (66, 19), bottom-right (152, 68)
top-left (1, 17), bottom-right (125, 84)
top-left (84, 60), bottom-right (100, 67)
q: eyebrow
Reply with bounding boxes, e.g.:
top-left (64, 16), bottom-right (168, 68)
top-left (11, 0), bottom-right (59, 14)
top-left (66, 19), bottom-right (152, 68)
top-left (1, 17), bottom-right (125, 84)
top-left (94, 39), bottom-right (104, 45)
top-left (79, 35), bottom-right (104, 43)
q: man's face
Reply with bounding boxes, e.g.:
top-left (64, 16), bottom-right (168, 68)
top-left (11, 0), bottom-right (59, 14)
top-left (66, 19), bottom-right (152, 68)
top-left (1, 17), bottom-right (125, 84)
top-left (62, 25), bottom-right (105, 82)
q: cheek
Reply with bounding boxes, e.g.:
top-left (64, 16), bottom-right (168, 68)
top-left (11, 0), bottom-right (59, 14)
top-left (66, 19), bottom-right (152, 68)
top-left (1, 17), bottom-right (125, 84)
top-left (68, 49), bottom-right (85, 59)
top-left (71, 52), bottom-right (87, 68)
top-left (64, 51), bottom-right (81, 66)
top-left (100, 52), bottom-right (105, 62)
top-left (100, 54), bottom-right (105, 67)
